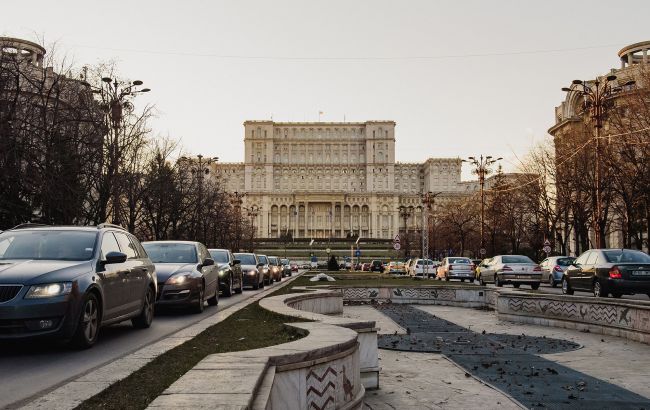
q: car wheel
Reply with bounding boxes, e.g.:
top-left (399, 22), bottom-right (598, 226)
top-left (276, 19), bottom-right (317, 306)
top-left (611, 292), bottom-right (622, 298)
top-left (72, 293), bottom-right (101, 349)
top-left (208, 281), bottom-right (219, 306)
top-left (223, 275), bottom-right (233, 297)
top-left (469, 278), bottom-right (475, 283)
top-left (495, 275), bottom-right (503, 287)
top-left (530, 283), bottom-right (540, 290)
top-left (561, 277), bottom-right (574, 295)
top-left (444, 274), bottom-right (450, 282)
top-left (593, 281), bottom-right (607, 298)
top-left (479, 275), bottom-right (486, 286)
top-left (460, 278), bottom-right (465, 282)
top-left (235, 275), bottom-right (243, 294)
top-left (253, 277), bottom-right (260, 290)
top-left (132, 286), bottom-right (155, 329)
top-left (549, 275), bottom-right (556, 288)
top-left (193, 284), bottom-right (205, 314)
top-left (513, 283), bottom-right (520, 288)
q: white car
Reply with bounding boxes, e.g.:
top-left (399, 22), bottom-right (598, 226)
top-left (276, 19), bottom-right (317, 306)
top-left (436, 257), bottom-right (475, 282)
top-left (477, 255), bottom-right (542, 289)
top-left (409, 259), bottom-right (437, 277)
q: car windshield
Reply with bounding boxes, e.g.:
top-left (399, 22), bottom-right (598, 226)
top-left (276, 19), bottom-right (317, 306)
top-left (142, 243), bottom-right (197, 263)
top-left (268, 257), bottom-right (278, 264)
top-left (556, 257), bottom-right (576, 266)
top-left (449, 258), bottom-right (471, 264)
top-left (234, 253), bottom-right (257, 265)
top-left (281, 259), bottom-right (288, 264)
top-left (603, 250), bottom-right (650, 263)
top-left (0, 230), bottom-right (97, 261)
top-left (502, 255), bottom-right (534, 264)
top-left (258, 255), bottom-right (268, 264)
top-left (209, 250), bottom-right (230, 264)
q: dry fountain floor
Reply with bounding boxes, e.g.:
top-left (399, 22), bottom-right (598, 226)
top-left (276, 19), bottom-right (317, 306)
top-left (342, 304), bottom-right (650, 410)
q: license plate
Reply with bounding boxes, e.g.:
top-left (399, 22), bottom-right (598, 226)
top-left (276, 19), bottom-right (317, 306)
top-left (632, 270), bottom-right (650, 276)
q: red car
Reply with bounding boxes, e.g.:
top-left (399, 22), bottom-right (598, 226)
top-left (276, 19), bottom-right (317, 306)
top-left (290, 262), bottom-right (299, 272)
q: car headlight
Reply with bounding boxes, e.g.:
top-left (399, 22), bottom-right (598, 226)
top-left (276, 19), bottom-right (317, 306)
top-left (218, 268), bottom-right (229, 276)
top-left (25, 282), bottom-right (72, 299)
top-left (248, 270), bottom-right (258, 275)
top-left (166, 273), bottom-right (192, 285)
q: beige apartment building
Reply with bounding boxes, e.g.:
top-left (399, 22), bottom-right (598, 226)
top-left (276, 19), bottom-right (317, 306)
top-left (214, 120), bottom-right (485, 239)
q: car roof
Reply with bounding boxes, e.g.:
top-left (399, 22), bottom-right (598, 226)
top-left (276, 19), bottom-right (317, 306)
top-left (6, 225), bottom-right (100, 233)
top-left (208, 248), bottom-right (229, 252)
top-left (142, 240), bottom-right (199, 246)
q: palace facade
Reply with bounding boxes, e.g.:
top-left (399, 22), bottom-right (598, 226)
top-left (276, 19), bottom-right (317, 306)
top-left (214, 120), bottom-right (485, 239)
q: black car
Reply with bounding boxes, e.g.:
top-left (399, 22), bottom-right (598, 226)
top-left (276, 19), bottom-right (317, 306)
top-left (370, 260), bottom-right (384, 272)
top-left (233, 252), bottom-right (264, 289)
top-left (208, 248), bottom-right (244, 296)
top-left (143, 241), bottom-right (219, 313)
top-left (562, 249), bottom-right (650, 298)
top-left (280, 258), bottom-right (291, 277)
top-left (0, 224), bottom-right (156, 348)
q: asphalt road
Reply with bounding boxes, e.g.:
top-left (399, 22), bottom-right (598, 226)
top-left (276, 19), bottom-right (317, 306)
top-left (0, 273), bottom-right (300, 409)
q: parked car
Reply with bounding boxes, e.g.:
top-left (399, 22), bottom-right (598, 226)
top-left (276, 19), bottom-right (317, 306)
top-left (471, 259), bottom-right (482, 276)
top-left (233, 252), bottom-right (264, 289)
top-left (475, 258), bottom-right (491, 280)
top-left (409, 258), bottom-right (437, 277)
top-left (370, 260), bottom-right (384, 272)
top-left (0, 224), bottom-right (156, 348)
top-left (361, 262), bottom-right (371, 271)
top-left (561, 249), bottom-right (650, 298)
top-left (256, 254), bottom-right (272, 285)
top-left (478, 255), bottom-right (541, 289)
top-left (290, 262), bottom-right (299, 272)
top-left (403, 259), bottom-right (414, 274)
top-left (436, 257), bottom-right (475, 282)
top-left (539, 256), bottom-right (576, 288)
top-left (267, 256), bottom-right (283, 282)
top-left (208, 248), bottom-right (244, 296)
top-left (143, 241), bottom-right (218, 313)
top-left (280, 258), bottom-right (292, 277)
top-left (386, 261), bottom-right (404, 274)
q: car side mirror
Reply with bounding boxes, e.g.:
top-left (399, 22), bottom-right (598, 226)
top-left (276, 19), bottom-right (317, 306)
top-left (233, 259), bottom-right (241, 265)
top-left (105, 251), bottom-right (127, 264)
top-left (257, 263), bottom-right (264, 268)
top-left (202, 258), bottom-right (215, 267)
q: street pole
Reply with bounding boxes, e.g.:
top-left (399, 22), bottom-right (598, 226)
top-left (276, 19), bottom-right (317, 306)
top-left (562, 76), bottom-right (634, 249)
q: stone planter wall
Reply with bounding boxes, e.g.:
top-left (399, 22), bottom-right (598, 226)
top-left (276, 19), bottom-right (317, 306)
top-left (339, 285), bottom-right (490, 308)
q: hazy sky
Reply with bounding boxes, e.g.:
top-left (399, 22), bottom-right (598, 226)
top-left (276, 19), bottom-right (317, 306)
top-left (3, 0), bottom-right (649, 179)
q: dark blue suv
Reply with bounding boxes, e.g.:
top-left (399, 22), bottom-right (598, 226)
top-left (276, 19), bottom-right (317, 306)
top-left (0, 224), bottom-right (157, 348)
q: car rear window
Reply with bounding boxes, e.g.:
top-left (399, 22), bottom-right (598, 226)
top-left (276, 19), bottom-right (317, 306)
top-left (449, 258), bottom-right (471, 264)
top-left (142, 243), bottom-right (197, 263)
top-left (502, 255), bottom-right (535, 264)
top-left (603, 250), bottom-right (650, 263)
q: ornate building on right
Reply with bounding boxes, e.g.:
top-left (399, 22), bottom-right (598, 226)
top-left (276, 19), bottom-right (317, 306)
top-left (549, 40), bottom-right (650, 255)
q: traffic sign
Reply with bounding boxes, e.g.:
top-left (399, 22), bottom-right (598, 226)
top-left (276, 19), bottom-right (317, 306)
top-left (479, 248), bottom-right (486, 255)
top-left (543, 245), bottom-right (552, 254)
top-left (326, 248), bottom-right (331, 254)
top-left (544, 239), bottom-right (551, 246)
top-left (393, 242), bottom-right (401, 250)
top-left (393, 234), bottom-right (400, 243)
top-left (355, 249), bottom-right (361, 257)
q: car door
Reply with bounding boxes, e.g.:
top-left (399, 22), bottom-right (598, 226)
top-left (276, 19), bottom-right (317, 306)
top-left (198, 244), bottom-right (218, 298)
top-left (483, 257), bottom-right (497, 282)
top-left (96, 232), bottom-right (129, 320)
top-left (539, 258), bottom-right (549, 281)
top-left (580, 251), bottom-right (599, 290)
top-left (567, 252), bottom-right (589, 290)
top-left (114, 231), bottom-right (144, 314)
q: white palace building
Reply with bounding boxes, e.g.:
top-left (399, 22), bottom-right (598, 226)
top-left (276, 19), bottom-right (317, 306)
top-left (214, 120), bottom-right (491, 239)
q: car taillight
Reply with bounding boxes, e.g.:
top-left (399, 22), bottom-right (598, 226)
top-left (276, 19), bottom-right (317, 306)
top-left (448, 265), bottom-right (453, 270)
top-left (416, 264), bottom-right (421, 268)
top-left (609, 266), bottom-right (622, 279)
top-left (501, 265), bottom-right (513, 272)
top-left (553, 265), bottom-right (563, 272)
top-left (533, 266), bottom-right (542, 272)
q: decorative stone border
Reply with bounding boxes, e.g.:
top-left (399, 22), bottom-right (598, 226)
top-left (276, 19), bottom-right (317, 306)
top-left (338, 285), bottom-right (493, 309)
top-left (148, 289), bottom-right (377, 410)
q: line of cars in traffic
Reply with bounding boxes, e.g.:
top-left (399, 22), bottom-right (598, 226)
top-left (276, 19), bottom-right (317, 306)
top-left (368, 248), bottom-right (650, 299)
top-left (0, 223), bottom-right (296, 348)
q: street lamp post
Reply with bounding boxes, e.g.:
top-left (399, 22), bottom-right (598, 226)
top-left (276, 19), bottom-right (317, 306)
top-left (562, 76), bottom-right (635, 248)
top-left (81, 75), bottom-right (150, 225)
top-left (245, 205), bottom-right (261, 252)
top-left (231, 191), bottom-right (246, 251)
top-left (463, 155), bottom-right (502, 257)
top-left (421, 191), bottom-right (442, 273)
top-left (398, 205), bottom-right (412, 259)
top-left (180, 155), bottom-right (219, 244)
